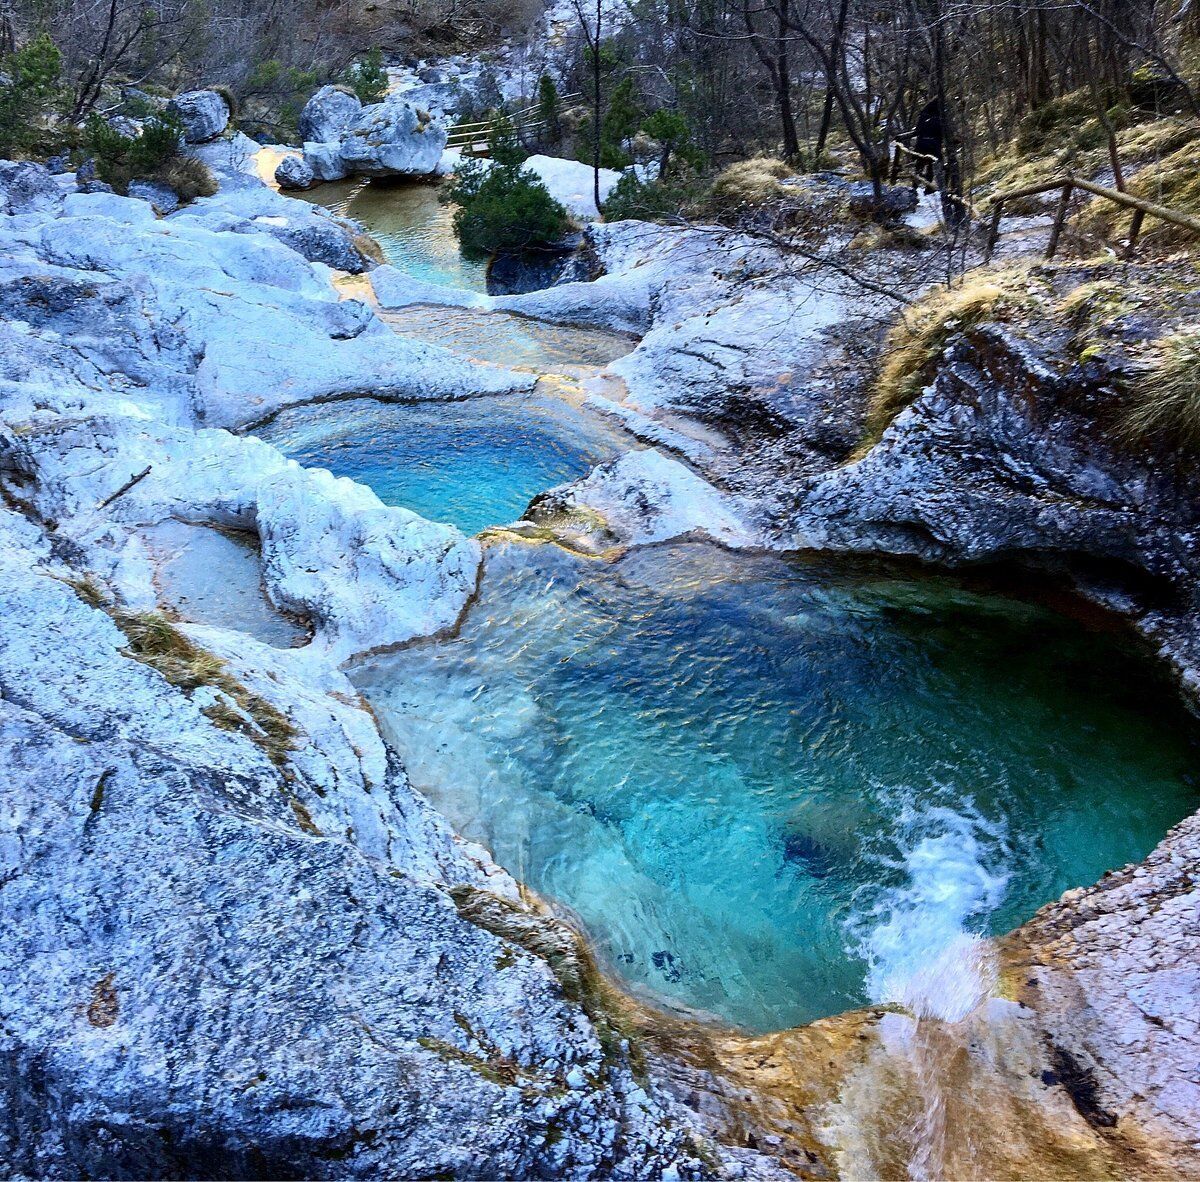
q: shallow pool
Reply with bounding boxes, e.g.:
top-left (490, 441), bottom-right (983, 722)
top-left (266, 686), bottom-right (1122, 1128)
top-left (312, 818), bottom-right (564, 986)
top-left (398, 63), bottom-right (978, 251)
top-left (355, 541), bottom-right (1200, 1031)
top-left (296, 177), bottom-right (488, 291)
top-left (256, 392), bottom-right (632, 537)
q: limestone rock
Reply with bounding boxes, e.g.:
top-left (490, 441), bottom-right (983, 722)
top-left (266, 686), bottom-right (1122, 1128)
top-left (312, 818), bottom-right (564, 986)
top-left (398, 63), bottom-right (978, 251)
top-left (0, 160), bottom-right (62, 216)
top-left (303, 139), bottom-right (350, 183)
top-left (338, 96), bottom-right (447, 178)
top-left (275, 152), bottom-right (315, 190)
top-left (167, 89), bottom-right (231, 143)
top-left (298, 84), bottom-right (362, 145)
top-left (127, 178), bottom-right (180, 214)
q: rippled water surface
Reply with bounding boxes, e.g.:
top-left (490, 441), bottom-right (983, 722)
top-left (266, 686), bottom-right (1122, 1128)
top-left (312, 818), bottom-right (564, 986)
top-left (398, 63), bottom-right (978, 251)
top-left (257, 393), bottom-right (631, 536)
top-left (356, 541), bottom-right (1200, 1030)
top-left (298, 177), bottom-right (488, 290)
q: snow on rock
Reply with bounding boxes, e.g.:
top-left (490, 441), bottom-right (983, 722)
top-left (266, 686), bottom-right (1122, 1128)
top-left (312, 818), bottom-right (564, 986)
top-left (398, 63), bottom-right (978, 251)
top-left (522, 154), bottom-right (622, 219)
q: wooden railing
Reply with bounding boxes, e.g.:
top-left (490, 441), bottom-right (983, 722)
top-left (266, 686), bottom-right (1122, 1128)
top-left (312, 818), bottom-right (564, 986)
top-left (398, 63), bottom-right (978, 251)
top-left (444, 93), bottom-right (583, 154)
top-left (984, 173), bottom-right (1200, 262)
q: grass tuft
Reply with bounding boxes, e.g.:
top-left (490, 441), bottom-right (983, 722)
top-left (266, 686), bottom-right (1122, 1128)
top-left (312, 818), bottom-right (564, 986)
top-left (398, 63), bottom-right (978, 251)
top-left (112, 609), bottom-right (299, 765)
top-left (861, 266), bottom-right (1036, 449)
top-left (704, 157), bottom-right (792, 215)
top-left (1121, 328), bottom-right (1200, 450)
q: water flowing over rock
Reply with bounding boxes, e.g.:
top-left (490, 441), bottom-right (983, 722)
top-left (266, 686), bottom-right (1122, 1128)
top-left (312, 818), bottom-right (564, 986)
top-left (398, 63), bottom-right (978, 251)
top-left (166, 89), bottom-right (231, 143)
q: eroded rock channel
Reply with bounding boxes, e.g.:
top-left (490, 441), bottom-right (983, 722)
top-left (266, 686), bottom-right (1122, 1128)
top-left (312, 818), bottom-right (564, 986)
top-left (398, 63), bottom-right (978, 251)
top-left (2, 156), bottom-right (1198, 1180)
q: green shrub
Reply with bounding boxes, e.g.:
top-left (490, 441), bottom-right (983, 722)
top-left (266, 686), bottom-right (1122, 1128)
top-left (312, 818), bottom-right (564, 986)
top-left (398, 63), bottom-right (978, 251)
top-left (443, 118), bottom-right (571, 257)
top-left (0, 34), bottom-right (64, 157)
top-left (343, 48), bottom-right (388, 105)
top-left (84, 111), bottom-right (216, 202)
top-left (602, 170), bottom-right (702, 221)
top-left (537, 73), bottom-right (559, 147)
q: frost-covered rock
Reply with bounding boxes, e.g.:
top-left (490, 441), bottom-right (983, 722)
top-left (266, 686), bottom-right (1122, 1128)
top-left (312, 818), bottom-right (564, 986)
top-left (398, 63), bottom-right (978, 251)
top-left (298, 84), bottom-right (362, 144)
top-left (275, 151), bottom-right (315, 190)
top-left (167, 88), bottom-right (230, 143)
top-left (521, 154), bottom-right (622, 219)
top-left (338, 96), bottom-right (447, 177)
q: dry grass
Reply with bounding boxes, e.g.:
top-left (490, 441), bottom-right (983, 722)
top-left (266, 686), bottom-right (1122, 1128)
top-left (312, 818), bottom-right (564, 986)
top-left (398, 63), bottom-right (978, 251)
top-left (861, 266), bottom-right (1037, 448)
top-left (1075, 136), bottom-right (1200, 252)
top-left (113, 609), bottom-right (299, 765)
top-left (704, 157), bottom-right (793, 215)
top-left (155, 156), bottom-right (219, 203)
top-left (1121, 328), bottom-right (1200, 450)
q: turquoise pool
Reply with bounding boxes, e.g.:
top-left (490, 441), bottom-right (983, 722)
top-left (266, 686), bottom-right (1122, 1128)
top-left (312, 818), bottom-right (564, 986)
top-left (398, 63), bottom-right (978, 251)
top-left (355, 541), bottom-right (1200, 1031)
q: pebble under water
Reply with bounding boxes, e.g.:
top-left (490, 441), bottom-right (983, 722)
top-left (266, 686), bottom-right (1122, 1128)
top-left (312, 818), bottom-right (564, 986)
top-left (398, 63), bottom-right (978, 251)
top-left (355, 541), bottom-right (1200, 1031)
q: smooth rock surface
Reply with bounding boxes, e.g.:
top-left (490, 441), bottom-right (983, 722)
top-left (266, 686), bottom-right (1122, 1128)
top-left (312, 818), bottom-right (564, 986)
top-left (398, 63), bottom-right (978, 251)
top-left (299, 85), bottom-right (363, 144)
top-left (167, 89), bottom-right (230, 143)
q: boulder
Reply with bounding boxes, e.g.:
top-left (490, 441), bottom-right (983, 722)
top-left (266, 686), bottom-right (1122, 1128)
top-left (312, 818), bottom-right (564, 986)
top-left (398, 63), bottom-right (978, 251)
top-left (106, 114), bottom-right (141, 138)
top-left (338, 96), bottom-right (446, 178)
top-left (274, 152), bottom-right (315, 191)
top-left (127, 178), bottom-right (180, 215)
top-left (846, 181), bottom-right (919, 222)
top-left (303, 140), bottom-right (350, 182)
top-left (298, 84), bottom-right (361, 144)
top-left (0, 161), bottom-right (62, 216)
top-left (167, 89), bottom-right (230, 143)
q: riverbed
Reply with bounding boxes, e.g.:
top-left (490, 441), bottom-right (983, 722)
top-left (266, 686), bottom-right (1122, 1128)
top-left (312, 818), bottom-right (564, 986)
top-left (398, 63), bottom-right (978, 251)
top-left (279, 175), bottom-right (1200, 1031)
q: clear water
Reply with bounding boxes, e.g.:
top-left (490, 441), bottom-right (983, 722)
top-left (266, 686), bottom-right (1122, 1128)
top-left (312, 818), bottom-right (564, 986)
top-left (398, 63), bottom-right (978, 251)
top-left (297, 177), bottom-right (489, 291)
top-left (379, 306), bottom-right (634, 377)
top-left (256, 393), bottom-right (632, 537)
top-left (355, 541), bottom-right (1200, 1031)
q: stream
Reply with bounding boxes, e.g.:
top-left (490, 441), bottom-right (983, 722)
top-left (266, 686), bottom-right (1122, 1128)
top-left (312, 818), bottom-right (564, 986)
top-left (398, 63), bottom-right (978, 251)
top-left (259, 176), bottom-right (1200, 1031)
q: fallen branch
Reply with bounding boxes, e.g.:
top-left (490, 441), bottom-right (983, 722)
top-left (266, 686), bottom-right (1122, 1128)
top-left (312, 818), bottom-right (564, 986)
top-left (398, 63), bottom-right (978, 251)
top-left (96, 465), bottom-right (151, 510)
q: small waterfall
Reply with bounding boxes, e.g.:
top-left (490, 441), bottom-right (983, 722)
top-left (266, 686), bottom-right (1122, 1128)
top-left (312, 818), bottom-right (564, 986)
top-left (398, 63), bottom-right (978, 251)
top-left (851, 799), bottom-right (1011, 1179)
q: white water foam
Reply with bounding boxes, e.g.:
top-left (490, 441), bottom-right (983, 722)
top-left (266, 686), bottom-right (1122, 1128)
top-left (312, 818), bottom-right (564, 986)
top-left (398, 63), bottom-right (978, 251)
top-left (853, 798), bottom-right (1011, 1021)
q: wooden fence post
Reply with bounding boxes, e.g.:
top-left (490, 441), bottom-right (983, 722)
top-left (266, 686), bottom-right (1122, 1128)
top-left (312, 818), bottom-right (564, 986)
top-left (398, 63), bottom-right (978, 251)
top-left (984, 199), bottom-right (1005, 263)
top-left (1046, 181), bottom-right (1074, 259)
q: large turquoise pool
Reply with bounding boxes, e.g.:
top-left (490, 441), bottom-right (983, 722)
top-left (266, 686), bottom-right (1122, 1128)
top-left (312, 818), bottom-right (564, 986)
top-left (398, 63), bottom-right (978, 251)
top-left (355, 541), bottom-right (1200, 1031)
